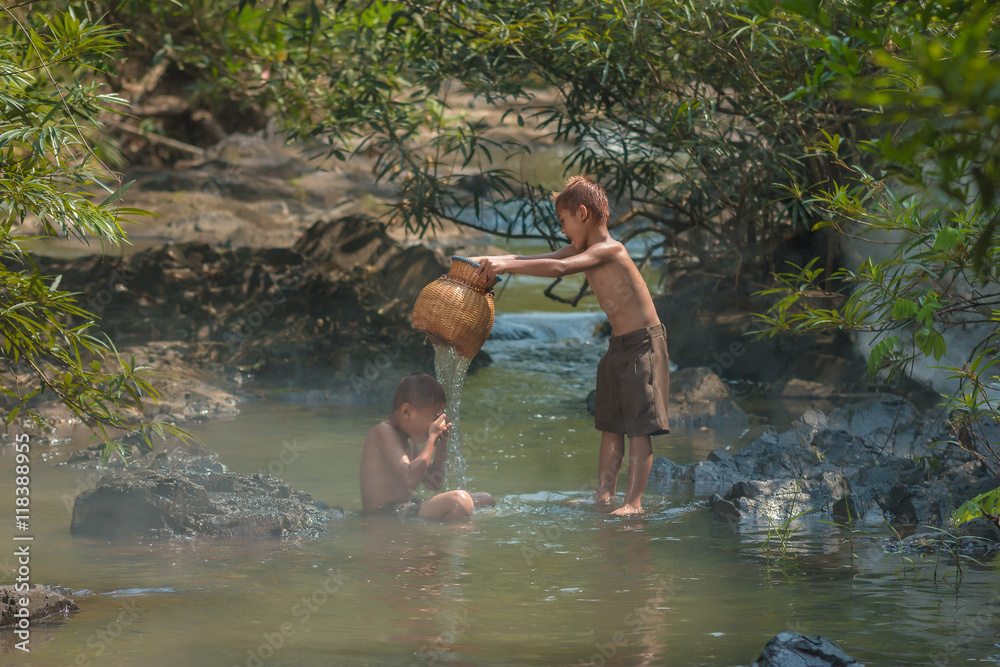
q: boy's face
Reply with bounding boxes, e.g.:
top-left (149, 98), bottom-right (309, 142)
top-left (401, 402), bottom-right (446, 440)
top-left (557, 204), bottom-right (589, 249)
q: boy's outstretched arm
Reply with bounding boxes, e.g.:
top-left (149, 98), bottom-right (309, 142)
top-left (473, 243), bottom-right (614, 282)
top-left (469, 245), bottom-right (579, 266)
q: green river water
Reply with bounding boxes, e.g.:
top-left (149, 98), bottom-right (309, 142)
top-left (2, 253), bottom-right (999, 666)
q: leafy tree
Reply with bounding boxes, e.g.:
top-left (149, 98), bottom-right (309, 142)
top-left (753, 0), bottom-right (1000, 520)
top-left (47, 1), bottom-right (870, 292)
top-left (254, 0), bottom-right (875, 292)
top-left (1, 6), bottom-right (190, 460)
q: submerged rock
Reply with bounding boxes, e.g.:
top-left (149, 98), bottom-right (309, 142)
top-left (70, 449), bottom-right (343, 539)
top-left (0, 585), bottom-right (79, 627)
top-left (752, 631), bottom-right (863, 667)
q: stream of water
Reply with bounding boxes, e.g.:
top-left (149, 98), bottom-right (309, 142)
top-left (432, 343), bottom-right (473, 490)
top-left (1, 250), bottom-right (998, 665)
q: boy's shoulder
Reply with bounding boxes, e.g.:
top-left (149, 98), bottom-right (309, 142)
top-left (590, 236), bottom-right (633, 264)
top-left (364, 420), bottom-right (393, 445)
top-left (365, 420), bottom-right (409, 451)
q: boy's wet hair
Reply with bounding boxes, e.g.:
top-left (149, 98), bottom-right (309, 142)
top-left (553, 175), bottom-right (610, 226)
top-left (393, 373), bottom-right (446, 411)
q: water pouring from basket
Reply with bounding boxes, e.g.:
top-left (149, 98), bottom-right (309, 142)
top-left (411, 256), bottom-right (501, 488)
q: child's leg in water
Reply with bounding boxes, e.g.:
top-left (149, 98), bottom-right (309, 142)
top-left (610, 435), bottom-right (653, 516)
top-left (594, 431), bottom-right (625, 503)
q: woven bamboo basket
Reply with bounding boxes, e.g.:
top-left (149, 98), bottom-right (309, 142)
top-left (412, 256), bottom-right (501, 359)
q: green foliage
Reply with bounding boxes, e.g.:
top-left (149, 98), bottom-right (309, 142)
top-left (1, 6), bottom-right (191, 461)
top-left (753, 1), bottom-right (1000, 477)
top-left (182, 0), bottom-right (875, 274)
top-left (952, 486), bottom-right (1000, 528)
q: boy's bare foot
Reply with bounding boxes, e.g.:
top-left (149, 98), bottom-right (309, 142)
top-left (592, 491), bottom-right (616, 504)
top-left (609, 504), bottom-right (643, 516)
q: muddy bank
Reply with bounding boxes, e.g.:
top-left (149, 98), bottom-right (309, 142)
top-left (8, 215), bottom-right (454, 426)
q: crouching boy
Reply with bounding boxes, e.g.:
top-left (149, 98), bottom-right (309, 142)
top-left (360, 373), bottom-right (495, 521)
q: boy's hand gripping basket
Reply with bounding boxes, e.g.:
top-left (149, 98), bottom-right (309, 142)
top-left (411, 256), bottom-right (501, 359)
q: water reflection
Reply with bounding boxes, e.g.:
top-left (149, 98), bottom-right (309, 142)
top-left (356, 514), bottom-right (475, 659)
top-left (579, 518), bottom-right (670, 667)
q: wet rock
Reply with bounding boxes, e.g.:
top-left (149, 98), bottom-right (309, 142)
top-left (709, 493), bottom-right (742, 521)
top-left (648, 457), bottom-right (691, 488)
top-left (832, 494), bottom-right (863, 522)
top-left (826, 394), bottom-right (920, 448)
top-left (708, 447), bottom-right (734, 465)
top-left (70, 450), bottom-right (343, 539)
top-left (792, 410), bottom-right (828, 448)
top-left (668, 367), bottom-right (749, 429)
top-left (753, 631), bottom-right (863, 667)
top-left (956, 516), bottom-right (1000, 543)
top-left (0, 585), bottom-right (79, 627)
top-left (726, 481), bottom-right (762, 501)
top-left (653, 394), bottom-right (999, 530)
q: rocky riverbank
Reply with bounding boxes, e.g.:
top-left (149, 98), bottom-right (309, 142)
top-left (650, 393), bottom-right (1000, 553)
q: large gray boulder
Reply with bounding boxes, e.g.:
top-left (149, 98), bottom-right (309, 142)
top-left (70, 449), bottom-right (343, 539)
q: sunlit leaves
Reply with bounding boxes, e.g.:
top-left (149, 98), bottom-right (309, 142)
top-left (1, 8), bottom-right (190, 462)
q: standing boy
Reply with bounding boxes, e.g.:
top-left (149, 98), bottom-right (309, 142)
top-left (473, 175), bottom-right (668, 515)
top-left (360, 373), bottom-right (495, 521)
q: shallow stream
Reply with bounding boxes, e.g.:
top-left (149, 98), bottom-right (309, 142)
top-left (2, 251), bottom-right (999, 666)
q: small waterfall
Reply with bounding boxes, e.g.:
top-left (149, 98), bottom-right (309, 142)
top-left (432, 343), bottom-right (473, 489)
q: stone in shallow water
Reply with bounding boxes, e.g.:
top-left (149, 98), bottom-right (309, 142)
top-left (0, 585), bottom-right (79, 627)
top-left (753, 631), bottom-right (863, 667)
top-left (71, 462), bottom-right (343, 540)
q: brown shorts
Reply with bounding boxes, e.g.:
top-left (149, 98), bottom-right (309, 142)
top-left (594, 323), bottom-right (670, 437)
